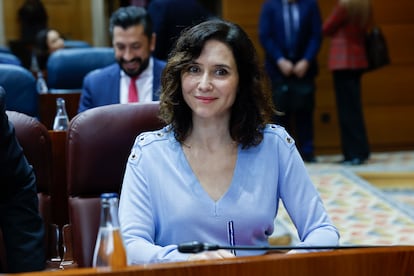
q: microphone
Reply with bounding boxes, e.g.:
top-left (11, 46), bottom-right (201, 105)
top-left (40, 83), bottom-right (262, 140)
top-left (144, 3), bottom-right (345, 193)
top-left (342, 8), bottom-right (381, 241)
top-left (177, 241), bottom-right (381, 254)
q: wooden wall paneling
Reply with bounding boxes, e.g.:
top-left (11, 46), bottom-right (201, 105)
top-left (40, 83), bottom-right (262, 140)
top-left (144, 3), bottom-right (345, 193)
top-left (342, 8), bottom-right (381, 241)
top-left (3, 0), bottom-right (93, 45)
top-left (42, 0), bottom-right (93, 44)
top-left (362, 65), bottom-right (414, 105)
top-left (3, 0), bottom-right (25, 41)
top-left (364, 105), bottom-right (414, 149)
top-left (221, 0), bottom-right (265, 59)
top-left (383, 25), bottom-right (414, 65)
top-left (314, 107), bottom-right (341, 152)
top-left (372, 0), bottom-right (414, 24)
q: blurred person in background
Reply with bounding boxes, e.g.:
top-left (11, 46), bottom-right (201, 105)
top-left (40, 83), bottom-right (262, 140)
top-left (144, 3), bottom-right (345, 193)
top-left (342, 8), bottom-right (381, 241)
top-left (33, 28), bottom-right (65, 71)
top-left (323, 0), bottom-right (371, 165)
top-left (259, 0), bottom-right (323, 163)
top-left (78, 6), bottom-right (166, 113)
top-left (147, 0), bottom-right (212, 61)
top-left (18, 0), bottom-right (48, 45)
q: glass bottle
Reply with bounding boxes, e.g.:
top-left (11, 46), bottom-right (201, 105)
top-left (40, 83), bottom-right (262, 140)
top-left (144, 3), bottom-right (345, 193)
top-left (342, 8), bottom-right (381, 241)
top-left (30, 52), bottom-right (40, 73)
top-left (53, 98), bottom-right (69, 131)
top-left (31, 52), bottom-right (48, 94)
top-left (92, 193), bottom-right (127, 269)
top-left (36, 71), bottom-right (49, 94)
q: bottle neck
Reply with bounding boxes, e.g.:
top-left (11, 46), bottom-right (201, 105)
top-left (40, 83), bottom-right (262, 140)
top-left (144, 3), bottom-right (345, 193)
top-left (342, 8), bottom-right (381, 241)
top-left (56, 104), bottom-right (67, 114)
top-left (56, 99), bottom-right (68, 115)
top-left (100, 198), bottom-right (120, 229)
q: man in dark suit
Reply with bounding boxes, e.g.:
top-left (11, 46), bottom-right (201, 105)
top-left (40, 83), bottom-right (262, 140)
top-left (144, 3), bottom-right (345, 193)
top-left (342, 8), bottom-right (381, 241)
top-left (78, 6), bottom-right (166, 113)
top-left (0, 86), bottom-right (45, 273)
top-left (259, 0), bottom-right (322, 163)
top-left (147, 0), bottom-right (211, 61)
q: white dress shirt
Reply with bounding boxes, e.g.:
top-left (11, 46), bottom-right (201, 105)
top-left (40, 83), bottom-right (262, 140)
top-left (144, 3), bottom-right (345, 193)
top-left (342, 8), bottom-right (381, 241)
top-left (120, 57), bottom-right (154, 103)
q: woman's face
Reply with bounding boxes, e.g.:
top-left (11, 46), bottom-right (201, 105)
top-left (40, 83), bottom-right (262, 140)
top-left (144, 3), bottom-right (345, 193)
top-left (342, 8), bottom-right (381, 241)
top-left (181, 39), bottom-right (239, 122)
top-left (47, 30), bottom-right (64, 53)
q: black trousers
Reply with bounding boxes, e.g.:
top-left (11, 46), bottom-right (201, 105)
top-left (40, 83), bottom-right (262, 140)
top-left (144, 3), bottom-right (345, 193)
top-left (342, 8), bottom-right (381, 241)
top-left (333, 70), bottom-right (370, 160)
top-left (274, 110), bottom-right (315, 159)
top-left (272, 79), bottom-right (315, 159)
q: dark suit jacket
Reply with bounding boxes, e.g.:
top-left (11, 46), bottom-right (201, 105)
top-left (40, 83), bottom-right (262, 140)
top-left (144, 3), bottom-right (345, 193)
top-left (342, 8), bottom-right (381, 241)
top-left (259, 0), bottom-right (322, 81)
top-left (147, 0), bottom-right (211, 61)
top-left (0, 87), bottom-right (45, 273)
top-left (78, 57), bottom-right (166, 113)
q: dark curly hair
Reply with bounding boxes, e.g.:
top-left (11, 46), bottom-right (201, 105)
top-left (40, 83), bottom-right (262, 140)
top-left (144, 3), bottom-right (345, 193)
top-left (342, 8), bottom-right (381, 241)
top-left (33, 28), bottom-right (51, 71)
top-left (159, 19), bottom-right (275, 149)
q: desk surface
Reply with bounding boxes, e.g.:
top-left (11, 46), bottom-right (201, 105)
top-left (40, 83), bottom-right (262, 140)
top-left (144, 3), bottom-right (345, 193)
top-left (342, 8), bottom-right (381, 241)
top-left (12, 246), bottom-right (414, 276)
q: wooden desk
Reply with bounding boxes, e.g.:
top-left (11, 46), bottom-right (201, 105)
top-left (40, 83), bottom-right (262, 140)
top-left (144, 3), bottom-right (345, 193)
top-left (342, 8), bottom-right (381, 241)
top-left (49, 131), bottom-right (69, 229)
top-left (39, 92), bottom-right (81, 130)
top-left (12, 246), bottom-right (414, 276)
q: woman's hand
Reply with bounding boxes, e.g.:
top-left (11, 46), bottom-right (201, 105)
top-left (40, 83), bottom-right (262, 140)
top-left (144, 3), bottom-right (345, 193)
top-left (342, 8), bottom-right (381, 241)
top-left (188, 249), bottom-right (236, 261)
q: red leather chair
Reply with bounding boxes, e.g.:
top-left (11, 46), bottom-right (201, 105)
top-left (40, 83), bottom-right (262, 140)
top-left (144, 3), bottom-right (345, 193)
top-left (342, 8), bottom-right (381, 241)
top-left (66, 102), bottom-right (164, 267)
top-left (3, 111), bottom-right (55, 264)
top-left (7, 111), bottom-right (52, 219)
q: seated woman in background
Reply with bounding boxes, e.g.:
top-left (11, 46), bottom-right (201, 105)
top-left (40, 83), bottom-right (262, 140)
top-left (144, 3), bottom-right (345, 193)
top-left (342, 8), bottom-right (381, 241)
top-left (33, 28), bottom-right (64, 71)
top-left (118, 19), bottom-right (339, 264)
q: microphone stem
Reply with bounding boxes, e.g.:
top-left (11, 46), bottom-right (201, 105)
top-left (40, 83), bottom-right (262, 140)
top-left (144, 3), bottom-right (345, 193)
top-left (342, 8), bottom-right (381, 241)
top-left (177, 242), bottom-right (385, 254)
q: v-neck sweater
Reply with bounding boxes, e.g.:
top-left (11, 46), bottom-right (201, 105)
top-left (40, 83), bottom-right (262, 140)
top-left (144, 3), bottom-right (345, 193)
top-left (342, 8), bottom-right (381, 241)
top-left (119, 124), bottom-right (339, 264)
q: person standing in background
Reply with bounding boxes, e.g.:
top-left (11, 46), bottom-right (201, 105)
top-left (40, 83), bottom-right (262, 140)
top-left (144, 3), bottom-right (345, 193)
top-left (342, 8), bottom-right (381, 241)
top-left (18, 0), bottom-right (48, 45)
top-left (147, 0), bottom-right (212, 61)
top-left (259, 0), bottom-right (322, 163)
top-left (323, 0), bottom-right (371, 165)
top-left (78, 6), bottom-right (166, 113)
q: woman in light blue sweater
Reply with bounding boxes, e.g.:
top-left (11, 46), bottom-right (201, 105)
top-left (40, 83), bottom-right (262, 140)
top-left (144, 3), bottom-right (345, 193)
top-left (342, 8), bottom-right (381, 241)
top-left (119, 19), bottom-right (339, 264)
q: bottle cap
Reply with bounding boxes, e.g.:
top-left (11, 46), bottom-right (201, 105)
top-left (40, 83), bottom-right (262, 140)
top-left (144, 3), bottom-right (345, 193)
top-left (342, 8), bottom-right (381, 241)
top-left (101, 193), bottom-right (119, 199)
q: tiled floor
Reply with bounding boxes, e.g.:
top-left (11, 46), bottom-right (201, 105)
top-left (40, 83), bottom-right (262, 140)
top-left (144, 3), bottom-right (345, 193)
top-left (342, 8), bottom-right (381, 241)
top-left (313, 151), bottom-right (414, 173)
top-left (273, 151), bottom-right (414, 246)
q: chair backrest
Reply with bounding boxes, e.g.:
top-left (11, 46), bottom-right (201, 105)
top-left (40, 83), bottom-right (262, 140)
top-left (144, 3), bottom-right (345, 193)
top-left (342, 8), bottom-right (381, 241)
top-left (5, 110), bottom-right (53, 259)
top-left (47, 47), bottom-right (115, 91)
top-left (0, 64), bottom-right (38, 117)
top-left (66, 102), bottom-right (164, 267)
top-left (0, 52), bottom-right (22, 66)
top-left (6, 110), bottom-right (52, 204)
top-left (64, 40), bottom-right (91, 49)
top-left (0, 46), bottom-right (11, 54)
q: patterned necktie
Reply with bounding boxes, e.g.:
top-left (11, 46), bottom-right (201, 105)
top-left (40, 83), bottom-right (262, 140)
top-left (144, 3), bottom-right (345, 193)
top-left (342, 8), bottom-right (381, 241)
top-left (128, 76), bottom-right (139, 103)
top-left (283, 0), bottom-right (299, 59)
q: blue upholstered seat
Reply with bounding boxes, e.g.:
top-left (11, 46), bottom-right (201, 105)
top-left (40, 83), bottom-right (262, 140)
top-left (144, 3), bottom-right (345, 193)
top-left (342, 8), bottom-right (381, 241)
top-left (0, 46), bottom-right (12, 54)
top-left (0, 64), bottom-right (38, 117)
top-left (64, 40), bottom-right (91, 49)
top-left (0, 52), bottom-right (22, 66)
top-left (46, 47), bottom-right (115, 91)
